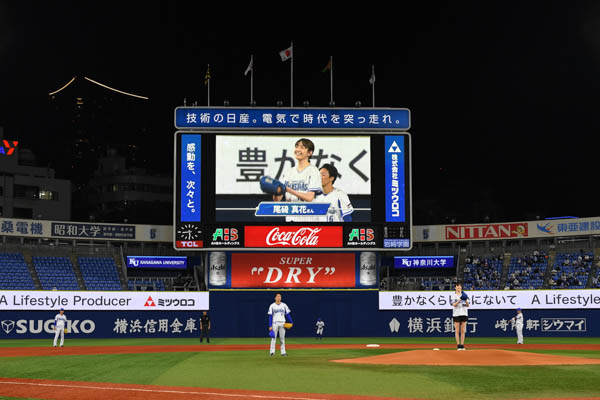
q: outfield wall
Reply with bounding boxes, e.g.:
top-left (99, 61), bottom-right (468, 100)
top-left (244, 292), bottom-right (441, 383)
top-left (209, 290), bottom-right (600, 338)
top-left (1, 290), bottom-right (599, 338)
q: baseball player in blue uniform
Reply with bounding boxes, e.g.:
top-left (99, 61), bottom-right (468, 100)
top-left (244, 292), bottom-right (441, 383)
top-left (510, 308), bottom-right (524, 344)
top-left (268, 293), bottom-right (293, 356)
top-left (53, 308), bottom-right (67, 347)
top-left (315, 318), bottom-right (325, 340)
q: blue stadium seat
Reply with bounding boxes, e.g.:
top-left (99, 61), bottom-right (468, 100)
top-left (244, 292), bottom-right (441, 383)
top-left (549, 252), bottom-right (593, 289)
top-left (0, 253), bottom-right (36, 290)
top-left (78, 257), bottom-right (122, 291)
top-left (33, 256), bottom-right (80, 290)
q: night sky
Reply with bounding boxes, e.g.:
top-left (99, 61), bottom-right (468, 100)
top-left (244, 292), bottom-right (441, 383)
top-left (1, 1), bottom-right (599, 224)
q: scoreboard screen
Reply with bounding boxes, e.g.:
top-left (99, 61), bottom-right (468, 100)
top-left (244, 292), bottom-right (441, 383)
top-left (173, 107), bottom-right (411, 251)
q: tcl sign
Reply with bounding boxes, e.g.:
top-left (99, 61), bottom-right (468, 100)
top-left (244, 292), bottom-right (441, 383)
top-left (176, 241), bottom-right (203, 248)
top-left (445, 223), bottom-right (528, 240)
top-left (245, 226), bottom-right (343, 248)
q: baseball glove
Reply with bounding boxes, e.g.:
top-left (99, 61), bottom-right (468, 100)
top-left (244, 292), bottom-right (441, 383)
top-left (460, 292), bottom-right (469, 301)
top-left (260, 176), bottom-right (286, 195)
top-left (269, 329), bottom-right (275, 338)
top-left (284, 323), bottom-right (293, 330)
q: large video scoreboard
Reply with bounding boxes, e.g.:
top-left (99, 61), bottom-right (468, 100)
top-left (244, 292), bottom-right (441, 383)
top-left (173, 107), bottom-right (411, 251)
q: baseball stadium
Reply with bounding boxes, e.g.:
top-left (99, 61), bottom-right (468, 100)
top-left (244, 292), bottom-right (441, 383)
top-left (2, 4), bottom-right (600, 400)
top-left (1, 210), bottom-right (600, 400)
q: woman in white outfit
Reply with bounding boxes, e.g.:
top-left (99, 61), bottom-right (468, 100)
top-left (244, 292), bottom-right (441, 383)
top-left (451, 283), bottom-right (469, 350)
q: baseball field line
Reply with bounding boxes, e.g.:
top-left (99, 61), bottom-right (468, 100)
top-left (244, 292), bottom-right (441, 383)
top-left (2, 342), bottom-right (600, 358)
top-left (0, 378), bottom-right (409, 400)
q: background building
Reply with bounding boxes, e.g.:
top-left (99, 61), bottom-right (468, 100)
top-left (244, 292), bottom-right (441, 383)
top-left (87, 148), bottom-right (172, 224)
top-left (0, 127), bottom-right (71, 220)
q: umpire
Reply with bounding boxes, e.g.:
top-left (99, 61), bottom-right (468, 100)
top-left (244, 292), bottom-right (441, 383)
top-left (200, 310), bottom-right (210, 343)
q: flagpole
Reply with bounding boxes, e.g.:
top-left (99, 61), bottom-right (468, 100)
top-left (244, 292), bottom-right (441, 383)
top-left (290, 42), bottom-right (294, 107)
top-left (371, 65), bottom-right (375, 108)
top-left (330, 56), bottom-right (333, 106)
top-left (207, 64), bottom-right (211, 107)
top-left (250, 55), bottom-right (254, 105)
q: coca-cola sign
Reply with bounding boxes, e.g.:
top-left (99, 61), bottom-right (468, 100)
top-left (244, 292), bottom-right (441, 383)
top-left (244, 226), bottom-right (343, 248)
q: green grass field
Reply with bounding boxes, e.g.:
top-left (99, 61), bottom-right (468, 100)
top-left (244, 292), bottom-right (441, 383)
top-left (0, 337), bottom-right (599, 399)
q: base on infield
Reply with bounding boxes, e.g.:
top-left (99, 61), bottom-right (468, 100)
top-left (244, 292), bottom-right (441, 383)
top-left (333, 349), bottom-right (600, 366)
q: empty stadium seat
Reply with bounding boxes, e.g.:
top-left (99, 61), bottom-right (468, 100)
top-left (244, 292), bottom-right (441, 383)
top-left (0, 253), bottom-right (36, 290)
top-left (127, 279), bottom-right (166, 291)
top-left (78, 257), bottom-right (122, 291)
top-left (33, 256), bottom-right (80, 291)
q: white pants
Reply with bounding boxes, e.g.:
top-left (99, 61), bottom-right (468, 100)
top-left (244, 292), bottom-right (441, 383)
top-left (516, 324), bottom-right (523, 344)
top-left (316, 327), bottom-right (323, 335)
top-left (53, 327), bottom-right (64, 347)
top-left (270, 322), bottom-right (286, 355)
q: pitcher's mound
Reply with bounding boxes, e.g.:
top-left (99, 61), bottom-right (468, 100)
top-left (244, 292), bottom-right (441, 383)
top-left (333, 349), bottom-right (600, 366)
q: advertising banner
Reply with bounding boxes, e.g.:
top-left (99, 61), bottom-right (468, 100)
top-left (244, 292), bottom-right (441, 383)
top-left (384, 136), bottom-right (406, 222)
top-left (180, 134), bottom-right (201, 222)
top-left (208, 290), bottom-right (600, 337)
top-left (126, 256), bottom-right (187, 269)
top-left (0, 311), bottom-right (204, 339)
top-left (244, 226), bottom-right (343, 248)
top-left (0, 218), bottom-right (171, 242)
top-left (379, 290), bottom-right (600, 311)
top-left (0, 291), bottom-right (209, 311)
top-left (415, 217), bottom-right (600, 242)
top-left (394, 256), bottom-right (454, 268)
top-left (175, 107), bottom-right (410, 130)
top-left (230, 253), bottom-right (357, 288)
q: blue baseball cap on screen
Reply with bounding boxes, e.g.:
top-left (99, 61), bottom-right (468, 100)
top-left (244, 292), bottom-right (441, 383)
top-left (60, 308), bottom-right (64, 311)
top-left (517, 308), bottom-right (521, 311)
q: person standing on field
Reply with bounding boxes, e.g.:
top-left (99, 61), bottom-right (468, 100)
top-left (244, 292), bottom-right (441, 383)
top-left (200, 310), bottom-right (210, 343)
top-left (451, 283), bottom-right (469, 350)
top-left (268, 293), bottom-right (293, 356)
top-left (511, 308), bottom-right (524, 344)
top-left (53, 308), bottom-right (67, 348)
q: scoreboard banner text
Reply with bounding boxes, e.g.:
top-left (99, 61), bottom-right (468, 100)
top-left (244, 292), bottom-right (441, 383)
top-left (176, 107), bottom-right (410, 130)
top-left (379, 289), bottom-right (600, 310)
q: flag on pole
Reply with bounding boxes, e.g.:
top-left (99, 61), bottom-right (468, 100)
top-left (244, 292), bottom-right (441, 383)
top-left (279, 46), bottom-right (293, 61)
top-left (369, 66), bottom-right (376, 85)
top-left (322, 58), bottom-right (332, 73)
top-left (204, 65), bottom-right (211, 86)
top-left (244, 56), bottom-right (253, 76)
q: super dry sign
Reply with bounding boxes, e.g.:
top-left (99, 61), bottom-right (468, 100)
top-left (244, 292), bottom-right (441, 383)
top-left (445, 223), bottom-right (528, 240)
top-left (230, 253), bottom-right (356, 288)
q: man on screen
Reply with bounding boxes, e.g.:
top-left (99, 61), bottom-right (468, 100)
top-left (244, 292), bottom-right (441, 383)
top-left (315, 164), bottom-right (354, 222)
